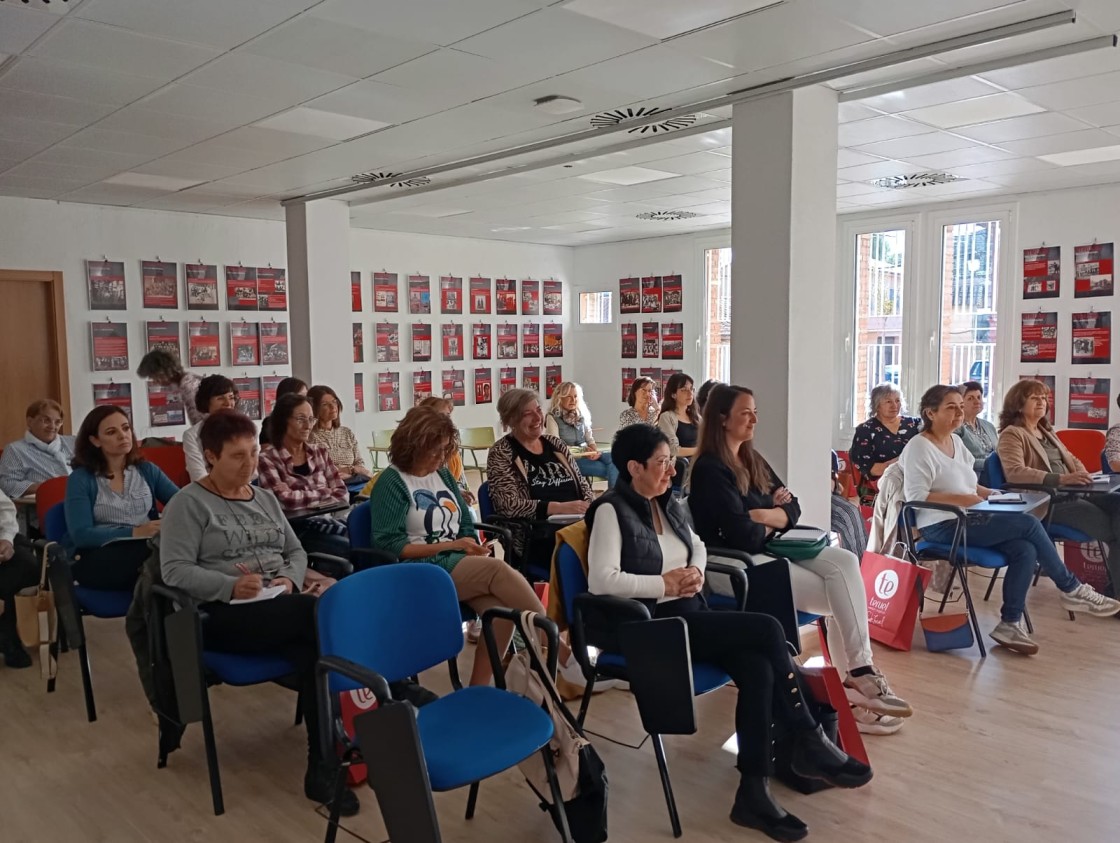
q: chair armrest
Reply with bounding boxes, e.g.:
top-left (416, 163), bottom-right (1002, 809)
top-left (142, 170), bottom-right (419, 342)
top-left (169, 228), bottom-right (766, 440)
top-left (308, 552), bottom-right (353, 578)
top-left (705, 561), bottom-right (748, 611)
top-left (618, 617), bottom-right (698, 736)
top-left (316, 654), bottom-right (392, 703)
top-left (571, 592), bottom-right (650, 665)
top-left (705, 546), bottom-right (757, 567)
top-left (315, 654), bottom-right (394, 762)
top-left (480, 608), bottom-right (560, 690)
top-left (151, 583), bottom-right (199, 612)
top-left (899, 502), bottom-right (966, 558)
top-left (349, 546), bottom-right (399, 569)
top-left (474, 521), bottom-right (513, 551)
top-left (37, 540), bottom-right (85, 647)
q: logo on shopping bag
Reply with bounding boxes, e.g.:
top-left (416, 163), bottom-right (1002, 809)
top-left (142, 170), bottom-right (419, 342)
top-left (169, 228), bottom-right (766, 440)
top-left (348, 687), bottom-right (379, 710)
top-left (874, 570), bottom-right (900, 600)
top-left (1083, 543), bottom-right (1105, 563)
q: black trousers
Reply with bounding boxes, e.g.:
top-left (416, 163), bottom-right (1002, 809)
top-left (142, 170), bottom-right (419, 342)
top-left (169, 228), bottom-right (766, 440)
top-left (201, 594), bottom-right (321, 762)
top-left (0, 537), bottom-right (40, 640)
top-left (71, 541), bottom-right (151, 591)
top-left (655, 599), bottom-right (817, 777)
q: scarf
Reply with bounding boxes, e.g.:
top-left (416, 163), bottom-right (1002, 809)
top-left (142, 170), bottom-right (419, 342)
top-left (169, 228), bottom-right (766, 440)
top-left (554, 407), bottom-right (583, 429)
top-left (24, 430), bottom-right (72, 475)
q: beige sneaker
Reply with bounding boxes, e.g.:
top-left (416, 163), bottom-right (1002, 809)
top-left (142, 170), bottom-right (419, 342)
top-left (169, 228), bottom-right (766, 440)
top-left (844, 670), bottom-right (913, 718)
top-left (990, 620), bottom-right (1039, 655)
top-left (850, 705), bottom-right (904, 736)
top-left (1059, 583), bottom-right (1120, 617)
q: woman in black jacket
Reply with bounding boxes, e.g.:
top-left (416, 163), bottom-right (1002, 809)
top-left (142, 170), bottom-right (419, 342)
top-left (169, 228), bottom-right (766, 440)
top-left (687, 385), bottom-right (911, 731)
top-left (588, 423), bottom-right (871, 841)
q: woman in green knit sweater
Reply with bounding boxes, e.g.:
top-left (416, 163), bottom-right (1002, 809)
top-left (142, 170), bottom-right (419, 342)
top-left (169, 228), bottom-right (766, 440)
top-left (367, 405), bottom-right (548, 686)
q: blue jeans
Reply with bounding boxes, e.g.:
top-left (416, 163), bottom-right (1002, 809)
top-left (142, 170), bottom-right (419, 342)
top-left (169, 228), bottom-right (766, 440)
top-left (577, 453), bottom-right (618, 488)
top-left (922, 512), bottom-right (1079, 623)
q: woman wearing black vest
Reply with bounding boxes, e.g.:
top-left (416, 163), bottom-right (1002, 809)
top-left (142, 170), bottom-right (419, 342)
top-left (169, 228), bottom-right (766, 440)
top-left (587, 423), bottom-right (872, 841)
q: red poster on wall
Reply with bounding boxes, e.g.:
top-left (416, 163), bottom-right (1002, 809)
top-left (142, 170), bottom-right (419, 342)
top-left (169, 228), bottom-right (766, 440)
top-left (620, 277), bottom-right (640, 314)
top-left (91, 321), bottom-right (129, 372)
top-left (408, 274), bottom-right (431, 314)
top-left (621, 323), bottom-right (637, 359)
top-left (469, 277), bottom-right (492, 314)
top-left (543, 323), bottom-right (563, 358)
top-left (1020, 312), bottom-right (1057, 363)
top-left (622, 368), bottom-right (637, 402)
top-left (1068, 377), bottom-right (1111, 430)
top-left (351, 271), bottom-right (363, 312)
top-left (662, 322), bottom-right (684, 360)
top-left (256, 267), bottom-right (288, 311)
top-left (497, 324), bottom-right (518, 360)
top-left (640, 367), bottom-right (662, 392)
top-left (522, 366), bottom-right (540, 392)
top-left (1020, 374), bottom-right (1056, 424)
top-left (641, 276), bottom-right (663, 313)
top-left (147, 382), bottom-right (185, 427)
top-left (440, 275), bottom-right (463, 314)
top-left (496, 279), bottom-right (518, 315)
top-left (642, 322), bottom-right (660, 358)
top-left (521, 279), bottom-right (540, 316)
top-left (141, 260), bottom-right (178, 309)
top-left (472, 323), bottom-right (491, 360)
top-left (412, 370), bottom-right (433, 406)
top-left (259, 322), bottom-right (289, 365)
top-left (475, 368), bottom-right (493, 404)
top-left (411, 323), bottom-right (432, 362)
top-left (374, 272), bottom-right (399, 312)
top-left (226, 266), bottom-right (258, 311)
top-left (499, 367), bottom-right (517, 396)
top-left (522, 323), bottom-right (540, 358)
top-left (376, 322), bottom-right (400, 363)
top-left (230, 321), bottom-right (261, 366)
top-left (1023, 246), bottom-right (1060, 299)
top-left (378, 372), bottom-right (401, 412)
top-left (233, 377), bottom-right (262, 420)
top-left (87, 259), bottom-right (127, 310)
top-left (93, 382), bottom-right (132, 421)
top-left (354, 373), bottom-right (365, 413)
top-left (1075, 242), bottom-right (1114, 298)
top-left (146, 321), bottom-right (181, 357)
top-left (263, 375), bottom-right (284, 416)
top-left (545, 365), bottom-right (562, 399)
top-left (442, 323), bottom-right (464, 361)
top-left (442, 368), bottom-right (465, 407)
top-left (663, 274), bottom-right (683, 313)
top-left (543, 279), bottom-right (563, 316)
top-left (353, 323), bottom-right (364, 363)
top-left (185, 263), bottom-right (219, 310)
top-left (189, 321), bottom-right (221, 367)
top-left (1072, 311), bottom-right (1111, 364)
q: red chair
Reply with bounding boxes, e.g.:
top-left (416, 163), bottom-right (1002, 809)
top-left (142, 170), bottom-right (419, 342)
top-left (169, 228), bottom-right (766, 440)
top-left (35, 475), bottom-right (68, 526)
top-left (1055, 429), bottom-right (1107, 471)
top-left (139, 444), bottom-right (189, 488)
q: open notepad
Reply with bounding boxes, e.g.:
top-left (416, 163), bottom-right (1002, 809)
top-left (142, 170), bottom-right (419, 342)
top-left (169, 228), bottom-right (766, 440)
top-left (231, 584), bottom-right (286, 605)
top-left (987, 492), bottom-right (1024, 504)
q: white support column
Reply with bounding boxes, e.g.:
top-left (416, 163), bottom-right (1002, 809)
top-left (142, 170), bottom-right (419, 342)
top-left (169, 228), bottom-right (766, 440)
top-left (286, 199), bottom-right (353, 410)
top-left (730, 86), bottom-right (839, 525)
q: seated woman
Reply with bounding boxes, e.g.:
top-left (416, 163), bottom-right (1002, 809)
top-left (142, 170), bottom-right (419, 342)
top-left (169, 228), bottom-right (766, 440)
top-left (997, 378), bottom-right (1120, 592)
top-left (368, 405), bottom-right (556, 686)
top-left (657, 372), bottom-right (700, 480)
top-left (0, 488), bottom-right (39, 668)
top-left (688, 385), bottom-right (912, 724)
top-left (159, 410), bottom-right (356, 817)
top-left (136, 350), bottom-right (203, 426)
top-left (545, 381), bottom-right (618, 489)
top-left (830, 451), bottom-right (868, 560)
top-left (955, 380), bottom-right (998, 473)
top-left (183, 375), bottom-right (239, 482)
top-left (258, 393), bottom-right (350, 558)
top-left (696, 378), bottom-right (722, 416)
top-left (0, 399), bottom-right (76, 499)
top-left (849, 383), bottom-right (920, 504)
top-left (619, 377), bottom-right (659, 427)
top-left (903, 385), bottom-right (1120, 655)
top-left (588, 423), bottom-right (871, 841)
top-left (307, 384), bottom-right (371, 486)
top-left (259, 377), bottom-right (307, 445)
top-left (64, 406), bottom-right (179, 590)
top-left (418, 396), bottom-right (476, 504)
top-left (1106, 391), bottom-right (1120, 473)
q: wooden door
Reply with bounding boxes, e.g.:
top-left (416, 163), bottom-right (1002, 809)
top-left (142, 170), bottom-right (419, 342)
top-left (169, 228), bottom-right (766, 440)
top-left (0, 270), bottom-right (71, 444)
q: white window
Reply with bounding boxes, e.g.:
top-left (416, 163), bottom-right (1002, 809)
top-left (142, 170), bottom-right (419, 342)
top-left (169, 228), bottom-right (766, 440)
top-left (579, 291), bottom-right (612, 324)
top-left (703, 246), bottom-right (732, 383)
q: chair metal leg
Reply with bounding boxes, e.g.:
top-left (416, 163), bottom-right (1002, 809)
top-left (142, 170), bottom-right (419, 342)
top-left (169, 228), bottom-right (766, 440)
top-left (465, 782), bottom-right (479, 820)
top-left (294, 689), bottom-right (303, 726)
top-left (1023, 606), bottom-right (1034, 635)
top-left (650, 734), bottom-right (682, 838)
top-left (576, 676), bottom-right (596, 728)
top-left (79, 642), bottom-right (97, 723)
top-left (955, 563), bottom-right (986, 658)
top-left (323, 762), bottom-right (347, 843)
top-left (541, 746), bottom-right (572, 843)
top-left (983, 569), bottom-right (999, 602)
top-left (937, 565), bottom-right (958, 614)
top-left (200, 700), bottom-right (225, 816)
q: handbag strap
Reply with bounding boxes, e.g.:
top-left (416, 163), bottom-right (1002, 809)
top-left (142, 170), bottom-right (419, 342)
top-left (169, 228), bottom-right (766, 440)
top-left (514, 609), bottom-right (587, 737)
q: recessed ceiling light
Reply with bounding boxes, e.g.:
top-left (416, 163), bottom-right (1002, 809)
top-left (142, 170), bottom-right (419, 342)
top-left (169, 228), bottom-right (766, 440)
top-left (636, 210), bottom-right (702, 221)
top-left (564, 0), bottom-right (782, 40)
top-left (1038, 144), bottom-right (1120, 167)
top-left (254, 107), bottom-right (390, 141)
top-left (871, 172), bottom-right (964, 189)
top-left (534, 95), bottom-right (584, 115)
top-left (901, 93), bottom-right (1044, 129)
top-left (491, 226), bottom-right (533, 232)
top-left (578, 166), bottom-right (680, 185)
top-left (104, 172), bottom-right (205, 191)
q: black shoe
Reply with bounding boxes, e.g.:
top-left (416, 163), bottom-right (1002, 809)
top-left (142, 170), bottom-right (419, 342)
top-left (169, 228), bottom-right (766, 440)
top-left (2, 640), bottom-right (31, 670)
top-left (305, 762), bottom-right (360, 817)
top-left (389, 679), bottom-right (439, 707)
top-left (790, 725), bottom-right (873, 789)
top-left (730, 776), bottom-right (808, 842)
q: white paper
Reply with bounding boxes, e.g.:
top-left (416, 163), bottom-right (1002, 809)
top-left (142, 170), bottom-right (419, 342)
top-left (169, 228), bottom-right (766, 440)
top-left (547, 513), bottom-right (583, 524)
top-left (230, 584), bottom-right (286, 605)
top-left (987, 492), bottom-right (1024, 503)
top-left (779, 527), bottom-right (827, 542)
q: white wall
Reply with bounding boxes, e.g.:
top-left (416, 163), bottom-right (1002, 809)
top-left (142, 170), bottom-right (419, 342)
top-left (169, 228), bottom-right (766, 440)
top-left (0, 196), bottom-right (572, 448)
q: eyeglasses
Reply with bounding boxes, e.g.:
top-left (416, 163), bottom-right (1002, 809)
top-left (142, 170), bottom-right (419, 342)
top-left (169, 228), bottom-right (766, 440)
top-left (292, 415), bottom-right (315, 426)
top-left (649, 456), bottom-right (674, 470)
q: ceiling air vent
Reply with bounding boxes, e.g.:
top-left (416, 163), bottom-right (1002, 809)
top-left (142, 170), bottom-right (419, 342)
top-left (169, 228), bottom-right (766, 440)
top-left (350, 172), bottom-right (431, 188)
top-left (636, 210), bottom-right (701, 221)
top-left (871, 172), bottom-right (964, 190)
top-left (591, 107), bottom-right (697, 134)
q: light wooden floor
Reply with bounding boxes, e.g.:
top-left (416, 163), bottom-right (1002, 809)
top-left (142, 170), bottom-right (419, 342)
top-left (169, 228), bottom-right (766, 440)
top-left (2, 569), bottom-right (1117, 843)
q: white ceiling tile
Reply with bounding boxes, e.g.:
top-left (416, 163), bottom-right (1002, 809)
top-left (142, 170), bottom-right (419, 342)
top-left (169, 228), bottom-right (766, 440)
top-left (199, 127), bottom-right (335, 157)
top-left (60, 183), bottom-right (178, 205)
top-left (455, 8), bottom-right (657, 76)
top-left (558, 45), bottom-right (736, 101)
top-left (838, 116), bottom-right (932, 146)
top-left (837, 103), bottom-right (884, 123)
top-left (837, 159), bottom-right (921, 182)
top-left (0, 56), bottom-right (164, 105)
top-left (243, 16), bottom-right (437, 78)
top-left (60, 127), bottom-right (199, 157)
top-left (1038, 144), bottom-right (1120, 167)
top-left (855, 77), bottom-right (1004, 115)
top-left (999, 128), bottom-right (1120, 157)
top-left (640, 151), bottom-right (731, 176)
top-left (111, 167), bottom-right (218, 188)
top-left (852, 131), bottom-right (975, 159)
top-left (477, 76), bottom-right (636, 121)
top-left (955, 111), bottom-right (1092, 144)
top-left (977, 44), bottom-right (1120, 91)
top-left (0, 5), bottom-right (56, 55)
top-left (2, 160), bottom-right (110, 184)
top-left (564, 0), bottom-right (776, 40)
top-left (0, 115), bottom-right (77, 146)
top-left (578, 166), bottom-right (681, 186)
top-left (837, 148), bottom-right (887, 168)
top-left (306, 80), bottom-right (462, 126)
top-left (904, 145), bottom-right (1016, 170)
top-left (836, 181), bottom-right (886, 198)
top-left (373, 49), bottom-right (549, 107)
top-left (0, 175), bottom-right (91, 199)
top-left (157, 142), bottom-right (293, 172)
top-left (945, 157), bottom-right (1057, 179)
top-left (183, 53), bottom-right (356, 103)
top-left (215, 199), bottom-right (286, 221)
top-left (29, 20), bottom-right (221, 80)
top-left (1066, 101), bottom-right (1120, 130)
top-left (813, 0), bottom-right (1024, 37)
top-left (28, 145), bottom-right (156, 172)
top-left (1017, 72), bottom-right (1120, 112)
top-left (90, 110), bottom-right (229, 148)
top-left (132, 190), bottom-right (261, 213)
top-left (137, 83), bottom-right (303, 125)
top-left (310, 0), bottom-right (541, 46)
top-left (253, 108), bottom-right (391, 141)
top-left (829, 57), bottom-right (945, 91)
top-left (0, 89), bottom-right (116, 127)
top-left (901, 93), bottom-right (1045, 130)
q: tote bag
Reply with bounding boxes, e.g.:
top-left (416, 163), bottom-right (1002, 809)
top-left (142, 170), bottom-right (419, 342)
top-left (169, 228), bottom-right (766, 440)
top-left (15, 540), bottom-right (58, 680)
top-left (861, 547), bottom-right (930, 651)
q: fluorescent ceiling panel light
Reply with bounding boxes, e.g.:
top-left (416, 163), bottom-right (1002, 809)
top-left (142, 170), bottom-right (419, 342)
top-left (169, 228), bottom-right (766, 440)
top-left (254, 107), bottom-right (390, 140)
top-left (103, 172), bottom-right (205, 191)
top-left (902, 93), bottom-right (1044, 129)
top-left (491, 226), bottom-right (533, 232)
top-left (577, 166), bottom-right (679, 185)
top-left (1038, 144), bottom-right (1120, 166)
top-left (563, 0), bottom-right (781, 40)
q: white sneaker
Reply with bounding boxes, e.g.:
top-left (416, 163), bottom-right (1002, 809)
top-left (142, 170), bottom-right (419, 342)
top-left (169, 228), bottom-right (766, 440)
top-left (850, 705), bottom-right (904, 736)
top-left (1059, 583), bottom-right (1120, 617)
top-left (990, 620), bottom-right (1039, 655)
top-left (557, 654), bottom-right (624, 694)
top-left (843, 670), bottom-right (913, 718)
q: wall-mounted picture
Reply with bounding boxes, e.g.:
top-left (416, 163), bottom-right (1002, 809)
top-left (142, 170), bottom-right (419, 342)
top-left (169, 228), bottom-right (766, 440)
top-left (499, 366), bottom-right (516, 397)
top-left (353, 323), bottom-right (364, 363)
top-left (377, 322), bottom-right (400, 363)
top-left (473, 323), bottom-right (492, 360)
top-left (230, 321), bottom-right (261, 366)
top-left (545, 364), bottom-right (562, 399)
top-left (87, 260), bottom-right (127, 310)
top-left (91, 321), bottom-right (129, 372)
top-left (1068, 377), bottom-right (1111, 430)
top-left (442, 323), bottom-right (464, 361)
top-left (470, 277), bottom-right (492, 314)
top-left (351, 271), bottom-right (363, 312)
top-left (142, 261), bottom-right (178, 309)
top-left (147, 382), bottom-right (186, 427)
top-left (375, 272), bottom-right (399, 312)
top-left (475, 368), bottom-right (493, 405)
top-left (543, 279), bottom-right (563, 316)
top-left (226, 265), bottom-right (258, 311)
top-left (620, 277), bottom-right (640, 314)
top-left (641, 276), bottom-right (663, 313)
top-left (411, 323), bottom-right (432, 362)
top-left (412, 370), bottom-right (433, 406)
top-left (441, 368), bottom-right (465, 407)
top-left (543, 323), bottom-right (563, 358)
top-left (522, 323), bottom-right (540, 358)
top-left (1074, 242), bottom-right (1114, 298)
top-left (93, 382), bottom-right (132, 421)
top-left (496, 278), bottom-right (518, 315)
top-left (440, 275), bottom-right (463, 314)
top-left (663, 274), bottom-right (683, 313)
top-left (621, 323), bottom-right (637, 358)
top-left (1023, 245), bottom-right (1060, 299)
top-left (257, 266), bottom-right (287, 311)
top-left (259, 322), bottom-right (289, 365)
top-left (1020, 312), bottom-right (1057, 363)
top-left (185, 263), bottom-right (219, 310)
top-left (146, 321), bottom-right (181, 357)
top-left (521, 279), bottom-right (540, 316)
top-left (1071, 311), bottom-right (1111, 365)
top-left (188, 321), bottom-right (221, 367)
top-left (233, 377), bottom-right (262, 420)
top-left (354, 372), bottom-right (365, 413)
top-left (408, 274), bottom-right (431, 314)
top-left (378, 372), bottom-right (401, 412)
top-left (522, 365), bottom-right (540, 392)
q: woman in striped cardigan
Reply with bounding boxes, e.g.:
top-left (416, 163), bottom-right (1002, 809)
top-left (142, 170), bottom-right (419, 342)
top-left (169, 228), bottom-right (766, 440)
top-left (367, 405), bottom-right (549, 686)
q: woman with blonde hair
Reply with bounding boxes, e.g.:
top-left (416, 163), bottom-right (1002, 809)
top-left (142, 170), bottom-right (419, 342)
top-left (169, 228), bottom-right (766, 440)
top-left (417, 396), bottom-right (476, 504)
top-left (546, 381), bottom-right (618, 488)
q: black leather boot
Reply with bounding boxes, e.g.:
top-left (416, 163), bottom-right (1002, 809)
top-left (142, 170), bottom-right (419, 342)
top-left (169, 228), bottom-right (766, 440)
top-left (305, 759), bottom-right (361, 817)
top-left (790, 725), bottom-right (873, 788)
top-left (730, 776), bottom-right (808, 842)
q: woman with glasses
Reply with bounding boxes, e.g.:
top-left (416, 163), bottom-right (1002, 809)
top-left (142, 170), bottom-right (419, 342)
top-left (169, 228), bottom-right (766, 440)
top-left (657, 372), bottom-right (701, 480)
top-left (307, 384), bottom-right (371, 484)
top-left (620, 377), bottom-right (659, 427)
top-left (955, 380), bottom-right (998, 473)
top-left (545, 381), bottom-right (618, 489)
top-left (0, 399), bottom-right (76, 499)
top-left (258, 393), bottom-right (350, 557)
top-left (183, 375), bottom-right (240, 482)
